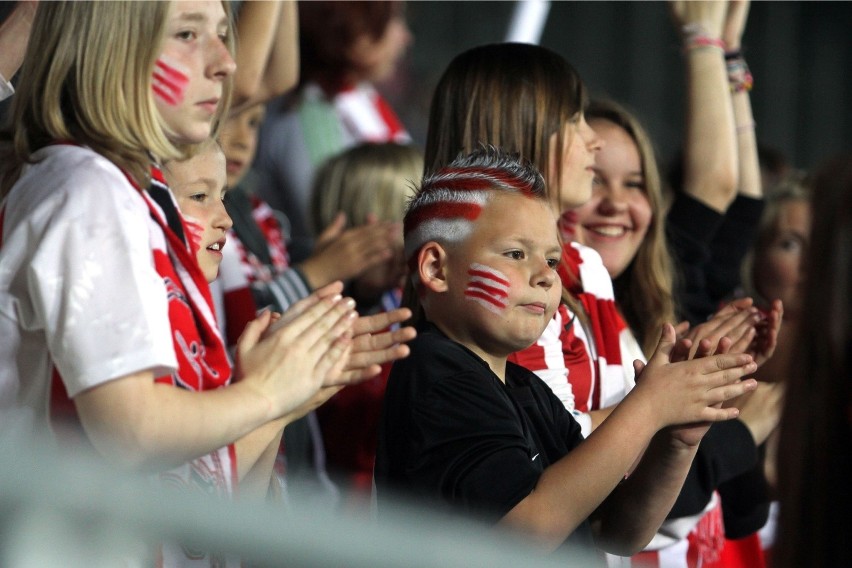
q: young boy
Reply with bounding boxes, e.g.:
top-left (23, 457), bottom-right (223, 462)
top-left (374, 147), bottom-right (758, 559)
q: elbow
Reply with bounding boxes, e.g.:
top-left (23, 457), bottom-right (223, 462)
top-left (593, 529), bottom-right (654, 557)
top-left (230, 82), bottom-right (257, 110)
top-left (81, 421), bottom-right (171, 473)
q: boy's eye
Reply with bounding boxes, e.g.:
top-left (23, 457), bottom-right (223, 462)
top-left (506, 250), bottom-right (524, 260)
top-left (190, 193), bottom-right (207, 203)
top-left (546, 258), bottom-right (560, 269)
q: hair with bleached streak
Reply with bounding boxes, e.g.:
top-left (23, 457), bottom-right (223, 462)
top-left (403, 146), bottom-right (546, 266)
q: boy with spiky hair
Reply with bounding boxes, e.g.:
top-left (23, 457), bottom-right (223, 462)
top-left (375, 147), bottom-right (759, 559)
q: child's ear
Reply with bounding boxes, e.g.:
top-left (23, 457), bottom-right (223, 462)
top-left (418, 241), bottom-right (449, 293)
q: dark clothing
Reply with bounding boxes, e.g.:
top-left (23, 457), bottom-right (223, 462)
top-left (667, 193), bottom-right (765, 325)
top-left (375, 322), bottom-right (596, 554)
top-left (665, 191), bottom-right (770, 536)
top-left (668, 420), bottom-right (760, 519)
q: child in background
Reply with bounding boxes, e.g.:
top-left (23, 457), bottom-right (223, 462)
top-left (254, 0), bottom-right (413, 260)
top-left (216, 103), bottom-right (403, 346)
top-left (309, 142), bottom-right (422, 508)
top-left (375, 146), bottom-right (759, 560)
top-left (215, 103), bottom-right (413, 505)
top-left (164, 141), bottom-right (417, 500)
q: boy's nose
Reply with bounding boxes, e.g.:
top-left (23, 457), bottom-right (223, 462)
top-left (533, 261), bottom-right (557, 288)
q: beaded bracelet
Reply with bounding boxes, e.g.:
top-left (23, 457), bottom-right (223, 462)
top-left (726, 51), bottom-right (754, 93)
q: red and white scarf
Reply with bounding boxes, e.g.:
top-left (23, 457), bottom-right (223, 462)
top-left (142, 165), bottom-right (236, 495)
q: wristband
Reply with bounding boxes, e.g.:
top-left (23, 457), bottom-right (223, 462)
top-left (682, 23), bottom-right (725, 52)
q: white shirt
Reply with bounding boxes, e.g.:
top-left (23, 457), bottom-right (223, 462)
top-left (0, 145), bottom-right (176, 437)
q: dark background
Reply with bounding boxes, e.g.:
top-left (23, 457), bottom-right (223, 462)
top-left (3, 1), bottom-right (850, 173)
top-left (388, 1), bottom-right (852, 174)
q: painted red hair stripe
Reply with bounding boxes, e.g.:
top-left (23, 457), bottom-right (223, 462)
top-left (404, 201), bottom-right (483, 234)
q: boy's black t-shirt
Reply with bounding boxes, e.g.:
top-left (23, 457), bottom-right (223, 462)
top-left (374, 321), bottom-right (596, 553)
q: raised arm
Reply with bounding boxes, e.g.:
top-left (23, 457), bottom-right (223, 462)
top-left (671, 0), bottom-right (738, 212)
top-left (230, 0), bottom-right (299, 113)
top-left (724, 0), bottom-right (761, 200)
top-left (0, 1), bottom-right (37, 84)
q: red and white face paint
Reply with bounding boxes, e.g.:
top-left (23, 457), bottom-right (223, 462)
top-left (154, 1), bottom-right (235, 144)
top-left (464, 263), bottom-right (510, 314)
top-left (182, 214), bottom-right (205, 255)
top-left (152, 56), bottom-right (190, 106)
top-left (164, 146), bottom-right (232, 283)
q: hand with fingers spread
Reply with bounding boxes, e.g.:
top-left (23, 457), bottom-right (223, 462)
top-left (299, 212), bottom-right (403, 289)
top-left (332, 307), bottom-right (418, 385)
top-left (631, 323), bottom-right (758, 448)
top-left (234, 281), bottom-right (357, 419)
top-left (680, 297), bottom-right (761, 359)
top-left (677, 297), bottom-right (782, 367)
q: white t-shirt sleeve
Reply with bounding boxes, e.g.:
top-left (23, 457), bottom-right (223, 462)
top-left (6, 147), bottom-right (176, 397)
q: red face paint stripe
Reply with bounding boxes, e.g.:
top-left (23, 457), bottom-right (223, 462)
top-left (404, 201), bottom-right (483, 234)
top-left (155, 59), bottom-right (189, 86)
top-left (152, 70), bottom-right (186, 96)
top-left (437, 168), bottom-right (534, 195)
top-left (464, 289), bottom-right (508, 308)
top-left (466, 280), bottom-right (509, 299)
top-left (467, 268), bottom-right (511, 287)
top-left (152, 84), bottom-right (178, 106)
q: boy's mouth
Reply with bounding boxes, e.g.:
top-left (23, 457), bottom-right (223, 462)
top-left (520, 302), bottom-right (547, 314)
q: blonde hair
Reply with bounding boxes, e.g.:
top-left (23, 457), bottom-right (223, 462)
top-left (0, 1), bottom-right (234, 196)
top-left (309, 142), bottom-right (423, 233)
top-left (586, 100), bottom-right (677, 356)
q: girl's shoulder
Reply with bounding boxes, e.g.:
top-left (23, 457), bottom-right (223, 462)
top-left (5, 145), bottom-right (146, 227)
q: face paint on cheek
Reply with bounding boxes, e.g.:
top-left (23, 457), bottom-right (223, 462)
top-left (152, 56), bottom-right (190, 106)
top-left (465, 263), bottom-right (510, 314)
top-left (182, 214), bottom-right (205, 255)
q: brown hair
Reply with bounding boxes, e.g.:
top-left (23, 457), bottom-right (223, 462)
top-left (298, 0), bottom-right (398, 93)
top-left (424, 42), bottom-right (586, 186)
top-left (423, 42), bottom-right (588, 324)
top-left (775, 152), bottom-right (852, 567)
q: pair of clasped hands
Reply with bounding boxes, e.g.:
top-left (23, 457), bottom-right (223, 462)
top-left (232, 281), bottom-right (415, 423)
